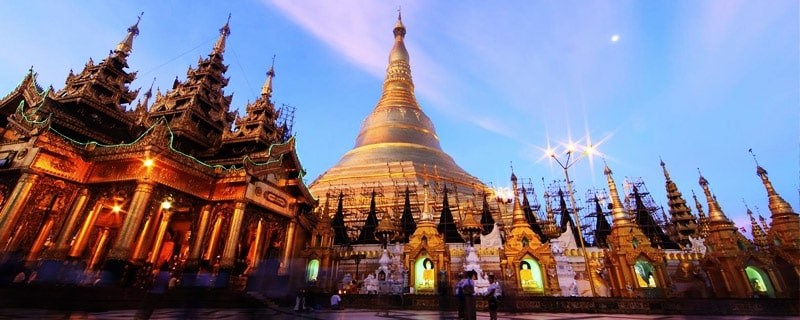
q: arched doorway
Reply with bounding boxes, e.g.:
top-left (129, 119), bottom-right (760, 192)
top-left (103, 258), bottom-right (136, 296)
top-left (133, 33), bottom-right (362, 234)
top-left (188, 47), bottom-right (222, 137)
top-left (306, 259), bottom-right (320, 285)
top-left (745, 265), bottom-right (775, 298)
top-left (634, 259), bottom-right (657, 288)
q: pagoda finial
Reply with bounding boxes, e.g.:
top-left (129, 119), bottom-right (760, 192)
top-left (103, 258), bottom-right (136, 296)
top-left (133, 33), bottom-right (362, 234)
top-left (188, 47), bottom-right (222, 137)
top-left (751, 149), bottom-right (796, 219)
top-left (697, 171), bottom-right (731, 224)
top-left (746, 203), bottom-right (769, 249)
top-left (692, 190), bottom-right (710, 238)
top-left (261, 55), bottom-right (276, 98)
top-left (604, 163), bottom-right (631, 226)
top-left (115, 12), bottom-right (142, 56)
top-left (510, 169), bottom-right (526, 226)
top-left (660, 158), bottom-right (671, 180)
top-left (388, 11), bottom-right (409, 65)
top-left (213, 14), bottom-right (232, 55)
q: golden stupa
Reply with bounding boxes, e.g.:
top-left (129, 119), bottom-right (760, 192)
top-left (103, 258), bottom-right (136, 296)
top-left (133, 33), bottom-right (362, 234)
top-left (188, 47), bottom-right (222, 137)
top-left (309, 14), bottom-right (486, 224)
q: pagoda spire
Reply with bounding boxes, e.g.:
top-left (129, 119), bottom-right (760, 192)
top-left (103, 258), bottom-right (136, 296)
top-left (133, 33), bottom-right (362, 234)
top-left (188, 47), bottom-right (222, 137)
top-left (747, 205), bottom-right (769, 250)
top-left (479, 192), bottom-right (495, 235)
top-left (759, 214), bottom-right (770, 234)
top-left (698, 172), bottom-right (732, 224)
top-left (521, 185), bottom-right (547, 240)
top-left (437, 186), bottom-right (463, 243)
top-left (114, 12), bottom-right (142, 57)
top-left (331, 192), bottom-right (348, 245)
top-left (357, 190), bottom-right (380, 244)
top-left (692, 190), bottom-right (710, 238)
top-left (213, 14), bottom-right (232, 55)
top-left (604, 164), bottom-right (631, 226)
top-left (261, 56), bottom-right (275, 98)
top-left (399, 187), bottom-right (417, 242)
top-left (592, 195), bottom-right (612, 247)
top-left (661, 160), bottom-right (697, 247)
top-left (756, 164), bottom-right (797, 221)
top-left (511, 172), bottom-right (528, 227)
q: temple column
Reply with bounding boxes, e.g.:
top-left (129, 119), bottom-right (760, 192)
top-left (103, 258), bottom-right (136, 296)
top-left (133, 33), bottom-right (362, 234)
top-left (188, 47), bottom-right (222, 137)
top-left (220, 201), bottom-right (246, 269)
top-left (0, 171), bottom-right (40, 248)
top-left (69, 201), bottom-right (104, 258)
top-left (131, 213), bottom-right (154, 262)
top-left (107, 181), bottom-right (154, 260)
top-left (89, 228), bottom-right (111, 269)
top-left (279, 220), bottom-right (297, 275)
top-left (189, 205), bottom-right (212, 261)
top-left (26, 215), bottom-right (55, 262)
top-left (203, 214), bottom-right (224, 261)
top-left (148, 209), bottom-right (174, 266)
top-left (46, 188), bottom-right (90, 259)
top-left (247, 218), bottom-right (264, 272)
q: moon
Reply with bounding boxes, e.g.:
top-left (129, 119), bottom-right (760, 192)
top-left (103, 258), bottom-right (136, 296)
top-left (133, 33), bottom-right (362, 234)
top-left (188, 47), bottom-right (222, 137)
top-left (611, 34), bottom-right (620, 42)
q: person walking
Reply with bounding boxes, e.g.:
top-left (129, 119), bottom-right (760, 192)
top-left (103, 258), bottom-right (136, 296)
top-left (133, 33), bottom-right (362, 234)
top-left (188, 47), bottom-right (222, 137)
top-left (455, 273), bottom-right (466, 319)
top-left (487, 274), bottom-right (502, 320)
top-left (462, 270), bottom-right (477, 320)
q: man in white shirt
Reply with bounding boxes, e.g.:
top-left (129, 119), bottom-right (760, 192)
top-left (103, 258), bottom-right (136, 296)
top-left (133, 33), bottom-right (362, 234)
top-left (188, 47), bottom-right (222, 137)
top-left (330, 293), bottom-right (342, 310)
top-left (487, 274), bottom-right (501, 320)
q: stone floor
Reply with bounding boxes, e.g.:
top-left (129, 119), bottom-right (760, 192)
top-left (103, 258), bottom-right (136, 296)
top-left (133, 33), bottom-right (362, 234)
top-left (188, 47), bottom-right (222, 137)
top-left (0, 307), bottom-right (793, 320)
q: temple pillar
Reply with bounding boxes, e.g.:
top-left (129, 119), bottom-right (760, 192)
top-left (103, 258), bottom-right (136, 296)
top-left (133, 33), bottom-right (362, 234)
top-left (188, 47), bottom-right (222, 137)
top-left (203, 214), bottom-right (224, 261)
top-left (107, 181), bottom-right (154, 260)
top-left (131, 213), bottom-right (154, 262)
top-left (189, 204), bottom-right (212, 262)
top-left (26, 215), bottom-right (56, 262)
top-left (220, 201), bottom-right (246, 269)
top-left (69, 201), bottom-right (104, 258)
top-left (247, 218), bottom-right (264, 271)
top-left (0, 171), bottom-right (40, 248)
top-left (148, 209), bottom-right (174, 266)
top-left (89, 228), bottom-right (111, 269)
top-left (279, 220), bottom-right (297, 275)
top-left (46, 188), bottom-right (90, 259)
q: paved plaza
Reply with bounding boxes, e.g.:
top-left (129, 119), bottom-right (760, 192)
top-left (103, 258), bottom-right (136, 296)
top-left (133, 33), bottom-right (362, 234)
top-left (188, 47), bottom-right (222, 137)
top-left (0, 307), bottom-right (793, 320)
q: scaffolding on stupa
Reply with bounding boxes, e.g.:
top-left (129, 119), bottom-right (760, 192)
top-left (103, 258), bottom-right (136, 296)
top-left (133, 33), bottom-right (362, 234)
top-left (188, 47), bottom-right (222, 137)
top-left (545, 179), bottom-right (588, 246)
top-left (623, 177), bottom-right (681, 249)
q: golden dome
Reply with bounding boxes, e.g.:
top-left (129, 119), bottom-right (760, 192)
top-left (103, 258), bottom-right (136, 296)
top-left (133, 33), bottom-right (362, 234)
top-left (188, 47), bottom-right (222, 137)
top-left (310, 14), bottom-right (485, 222)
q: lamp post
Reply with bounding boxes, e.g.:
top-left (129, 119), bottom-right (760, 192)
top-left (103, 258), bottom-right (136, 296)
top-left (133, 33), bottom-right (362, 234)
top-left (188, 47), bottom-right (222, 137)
top-left (547, 143), bottom-right (598, 297)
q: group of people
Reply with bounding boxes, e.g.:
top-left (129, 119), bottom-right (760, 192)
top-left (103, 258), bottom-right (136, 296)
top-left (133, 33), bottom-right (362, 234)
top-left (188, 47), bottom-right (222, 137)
top-left (456, 270), bottom-right (502, 320)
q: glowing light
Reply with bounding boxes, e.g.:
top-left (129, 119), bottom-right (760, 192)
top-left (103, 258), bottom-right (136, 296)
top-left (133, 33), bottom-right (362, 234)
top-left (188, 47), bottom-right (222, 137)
top-left (611, 34), bottom-right (620, 42)
top-left (493, 186), bottom-right (514, 203)
top-left (161, 200), bottom-right (172, 210)
top-left (143, 159), bottom-right (154, 167)
top-left (112, 205), bottom-right (122, 213)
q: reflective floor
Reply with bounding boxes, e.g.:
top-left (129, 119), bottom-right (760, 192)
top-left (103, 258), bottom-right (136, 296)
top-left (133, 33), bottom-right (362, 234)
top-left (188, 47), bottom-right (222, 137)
top-left (0, 307), bottom-right (792, 320)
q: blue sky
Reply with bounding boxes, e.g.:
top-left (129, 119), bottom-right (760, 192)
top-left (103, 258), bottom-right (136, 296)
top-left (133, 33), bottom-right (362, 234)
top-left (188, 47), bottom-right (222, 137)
top-left (1, 1), bottom-right (798, 234)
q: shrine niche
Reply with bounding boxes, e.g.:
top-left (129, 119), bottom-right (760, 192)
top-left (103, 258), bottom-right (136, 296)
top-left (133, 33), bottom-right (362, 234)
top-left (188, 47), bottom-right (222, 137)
top-left (414, 255), bottom-right (436, 293)
top-left (518, 257), bottom-right (544, 293)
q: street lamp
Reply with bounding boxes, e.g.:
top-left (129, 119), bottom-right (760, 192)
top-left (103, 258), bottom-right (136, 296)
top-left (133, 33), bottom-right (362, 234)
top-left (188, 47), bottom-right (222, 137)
top-left (546, 142), bottom-right (598, 297)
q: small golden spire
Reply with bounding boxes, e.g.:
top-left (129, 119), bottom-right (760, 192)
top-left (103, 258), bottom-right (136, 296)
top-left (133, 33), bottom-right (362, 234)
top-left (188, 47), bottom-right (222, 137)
top-left (261, 55), bottom-right (276, 98)
top-left (758, 212), bottom-right (770, 233)
top-left (510, 171), bottom-right (527, 227)
top-left (115, 12), bottom-right (142, 56)
top-left (697, 170), bottom-right (732, 224)
top-left (660, 159), bottom-right (671, 180)
top-left (753, 159), bottom-right (796, 219)
top-left (604, 164), bottom-right (631, 226)
top-left (746, 204), bottom-right (769, 250)
top-left (213, 14), bottom-right (232, 55)
top-left (692, 190), bottom-right (710, 238)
